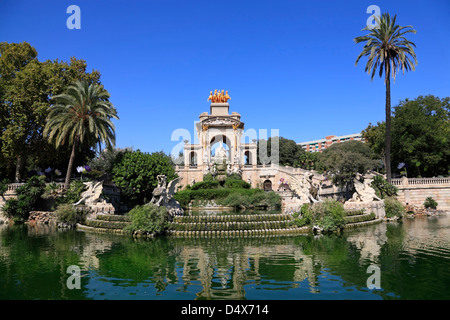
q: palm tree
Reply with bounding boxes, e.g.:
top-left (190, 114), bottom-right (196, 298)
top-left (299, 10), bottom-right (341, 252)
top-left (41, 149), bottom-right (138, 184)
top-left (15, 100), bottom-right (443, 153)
top-left (44, 80), bottom-right (119, 190)
top-left (354, 13), bottom-right (417, 183)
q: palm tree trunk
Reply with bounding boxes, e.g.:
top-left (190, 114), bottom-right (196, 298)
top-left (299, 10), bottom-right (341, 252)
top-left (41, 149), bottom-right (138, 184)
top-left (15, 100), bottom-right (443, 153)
top-left (64, 138), bottom-right (78, 190)
top-left (14, 155), bottom-right (22, 183)
top-left (385, 62), bottom-right (392, 183)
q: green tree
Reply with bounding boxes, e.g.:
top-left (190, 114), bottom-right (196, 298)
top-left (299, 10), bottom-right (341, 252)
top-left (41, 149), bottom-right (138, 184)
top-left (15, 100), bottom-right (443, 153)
top-left (319, 140), bottom-right (380, 198)
top-left (0, 42), bottom-right (39, 181)
top-left (392, 95), bottom-right (450, 177)
top-left (257, 136), bottom-right (303, 166)
top-left (0, 42), bottom-right (102, 181)
top-left (354, 13), bottom-right (417, 183)
top-left (43, 80), bottom-right (118, 190)
top-left (362, 95), bottom-right (450, 177)
top-left (112, 150), bottom-right (177, 208)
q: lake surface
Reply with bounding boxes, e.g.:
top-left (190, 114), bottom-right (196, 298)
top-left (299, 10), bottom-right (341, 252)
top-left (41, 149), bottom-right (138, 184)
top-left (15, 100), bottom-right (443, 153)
top-left (0, 214), bottom-right (449, 300)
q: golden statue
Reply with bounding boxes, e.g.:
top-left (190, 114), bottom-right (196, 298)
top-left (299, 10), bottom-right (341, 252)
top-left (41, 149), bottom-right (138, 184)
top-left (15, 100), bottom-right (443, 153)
top-left (208, 89), bottom-right (231, 103)
top-left (225, 90), bottom-right (231, 102)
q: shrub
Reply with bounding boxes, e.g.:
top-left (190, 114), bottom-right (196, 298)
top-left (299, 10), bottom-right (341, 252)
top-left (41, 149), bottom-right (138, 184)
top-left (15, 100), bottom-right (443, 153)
top-left (423, 197), bottom-right (438, 209)
top-left (224, 179), bottom-right (250, 189)
top-left (384, 197), bottom-right (405, 218)
top-left (56, 180), bottom-right (87, 205)
top-left (310, 200), bottom-right (346, 232)
top-left (203, 173), bottom-right (214, 181)
top-left (0, 178), bottom-right (9, 199)
top-left (124, 204), bottom-right (170, 235)
top-left (191, 180), bottom-right (220, 190)
top-left (371, 175), bottom-right (398, 199)
top-left (290, 204), bottom-right (313, 227)
top-left (112, 150), bottom-right (177, 208)
top-left (2, 176), bottom-right (46, 221)
top-left (221, 193), bottom-right (250, 209)
top-left (55, 204), bottom-right (87, 226)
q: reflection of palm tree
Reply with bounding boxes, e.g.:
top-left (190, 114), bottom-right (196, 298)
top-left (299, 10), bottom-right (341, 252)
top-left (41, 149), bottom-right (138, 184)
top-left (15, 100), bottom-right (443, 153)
top-left (354, 13), bottom-right (417, 183)
top-left (44, 81), bottom-right (119, 190)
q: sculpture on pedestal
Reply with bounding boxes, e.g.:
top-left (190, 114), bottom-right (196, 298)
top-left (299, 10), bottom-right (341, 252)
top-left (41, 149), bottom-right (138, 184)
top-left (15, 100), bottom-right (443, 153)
top-left (289, 171), bottom-right (322, 204)
top-left (208, 89), bottom-right (231, 103)
top-left (350, 173), bottom-right (382, 202)
top-left (150, 175), bottom-right (184, 216)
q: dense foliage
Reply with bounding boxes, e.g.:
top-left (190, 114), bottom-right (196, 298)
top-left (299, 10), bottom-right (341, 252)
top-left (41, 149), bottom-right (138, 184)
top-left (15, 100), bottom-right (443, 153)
top-left (290, 200), bottom-right (346, 232)
top-left (175, 174), bottom-right (281, 210)
top-left (256, 136), bottom-right (321, 170)
top-left (44, 80), bottom-right (118, 190)
top-left (362, 95), bottom-right (450, 177)
top-left (423, 197), bottom-right (438, 209)
top-left (124, 204), bottom-right (170, 235)
top-left (0, 41), bottom-right (103, 182)
top-left (2, 176), bottom-right (46, 221)
top-left (371, 175), bottom-right (398, 199)
top-left (384, 197), bottom-right (405, 218)
top-left (55, 204), bottom-right (87, 226)
top-left (112, 150), bottom-right (177, 208)
top-left (318, 140), bottom-right (380, 197)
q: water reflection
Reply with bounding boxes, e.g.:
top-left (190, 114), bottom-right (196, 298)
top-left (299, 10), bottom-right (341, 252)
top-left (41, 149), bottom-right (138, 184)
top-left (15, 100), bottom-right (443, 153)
top-left (0, 215), bottom-right (449, 300)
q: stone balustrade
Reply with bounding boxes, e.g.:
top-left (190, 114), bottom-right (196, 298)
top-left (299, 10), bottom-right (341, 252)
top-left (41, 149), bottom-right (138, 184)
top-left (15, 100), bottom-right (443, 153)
top-left (391, 177), bottom-right (450, 186)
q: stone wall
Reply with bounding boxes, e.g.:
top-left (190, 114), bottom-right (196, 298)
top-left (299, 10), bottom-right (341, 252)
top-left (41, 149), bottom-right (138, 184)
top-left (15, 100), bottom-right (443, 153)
top-left (391, 177), bottom-right (450, 211)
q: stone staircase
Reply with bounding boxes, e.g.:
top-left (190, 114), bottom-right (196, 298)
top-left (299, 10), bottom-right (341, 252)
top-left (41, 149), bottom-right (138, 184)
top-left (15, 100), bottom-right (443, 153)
top-left (168, 213), bottom-right (309, 237)
top-left (77, 213), bottom-right (131, 234)
top-left (343, 210), bottom-right (381, 230)
top-left (76, 207), bottom-right (382, 237)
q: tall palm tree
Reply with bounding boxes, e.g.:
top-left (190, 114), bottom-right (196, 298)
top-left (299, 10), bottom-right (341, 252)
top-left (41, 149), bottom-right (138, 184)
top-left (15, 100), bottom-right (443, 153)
top-left (44, 80), bottom-right (119, 190)
top-left (354, 13), bottom-right (417, 183)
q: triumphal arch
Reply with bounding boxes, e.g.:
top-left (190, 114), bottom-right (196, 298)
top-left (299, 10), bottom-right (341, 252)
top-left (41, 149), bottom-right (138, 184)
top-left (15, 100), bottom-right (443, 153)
top-left (177, 90), bottom-right (258, 185)
top-left (174, 90), bottom-right (331, 211)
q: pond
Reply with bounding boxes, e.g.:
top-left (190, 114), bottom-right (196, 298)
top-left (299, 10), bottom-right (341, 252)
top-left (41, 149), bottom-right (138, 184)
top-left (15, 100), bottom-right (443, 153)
top-left (0, 214), bottom-right (449, 300)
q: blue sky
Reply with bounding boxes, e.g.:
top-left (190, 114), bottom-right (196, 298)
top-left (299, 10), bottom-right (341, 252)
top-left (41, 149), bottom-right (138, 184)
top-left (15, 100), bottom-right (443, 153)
top-left (1, 0), bottom-right (449, 156)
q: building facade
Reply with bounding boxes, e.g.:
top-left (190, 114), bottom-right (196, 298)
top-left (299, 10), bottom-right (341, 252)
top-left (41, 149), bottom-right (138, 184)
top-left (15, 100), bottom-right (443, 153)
top-left (298, 133), bottom-right (364, 153)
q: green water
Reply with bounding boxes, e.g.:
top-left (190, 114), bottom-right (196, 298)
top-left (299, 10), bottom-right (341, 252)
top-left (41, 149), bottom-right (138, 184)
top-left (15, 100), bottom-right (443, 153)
top-left (0, 215), bottom-right (449, 300)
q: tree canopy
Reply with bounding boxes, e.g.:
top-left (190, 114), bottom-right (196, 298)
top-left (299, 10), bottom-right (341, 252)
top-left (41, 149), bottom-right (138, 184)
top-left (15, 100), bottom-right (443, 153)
top-left (363, 95), bottom-right (450, 177)
top-left (0, 41), bottom-right (102, 181)
top-left (319, 140), bottom-right (380, 195)
top-left (112, 150), bottom-right (178, 208)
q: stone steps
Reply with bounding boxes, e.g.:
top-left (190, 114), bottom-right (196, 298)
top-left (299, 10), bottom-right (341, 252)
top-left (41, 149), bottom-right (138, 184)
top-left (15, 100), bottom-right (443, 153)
top-left (77, 209), bottom-right (381, 238)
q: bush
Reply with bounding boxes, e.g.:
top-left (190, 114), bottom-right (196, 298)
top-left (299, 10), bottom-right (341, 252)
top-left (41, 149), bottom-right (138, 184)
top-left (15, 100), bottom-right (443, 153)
top-left (0, 178), bottom-right (9, 199)
top-left (124, 204), bottom-right (170, 235)
top-left (56, 180), bottom-right (87, 205)
top-left (55, 204), bottom-right (87, 226)
top-left (371, 175), bottom-right (398, 199)
top-left (423, 197), bottom-right (438, 209)
top-left (190, 180), bottom-right (220, 190)
top-left (112, 150), bottom-right (177, 208)
top-left (173, 188), bottom-right (281, 210)
top-left (384, 197), bottom-right (405, 218)
top-left (290, 204), bottom-right (313, 227)
top-left (224, 179), bottom-right (250, 189)
top-left (221, 193), bottom-right (251, 209)
top-left (310, 200), bottom-right (346, 232)
top-left (2, 176), bottom-right (46, 221)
